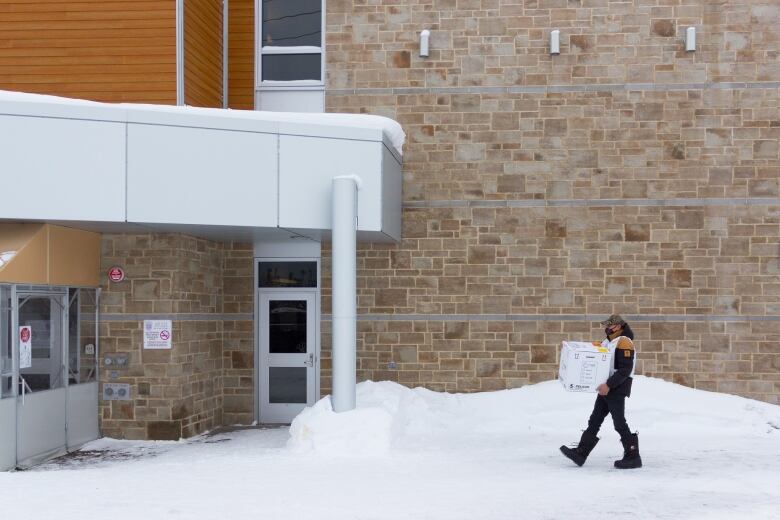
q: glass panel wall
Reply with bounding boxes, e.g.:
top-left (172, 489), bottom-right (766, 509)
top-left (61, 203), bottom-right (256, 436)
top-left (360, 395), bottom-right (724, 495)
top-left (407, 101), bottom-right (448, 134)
top-left (0, 286), bottom-right (12, 398)
top-left (68, 288), bottom-right (98, 385)
top-left (0, 285), bottom-right (99, 394)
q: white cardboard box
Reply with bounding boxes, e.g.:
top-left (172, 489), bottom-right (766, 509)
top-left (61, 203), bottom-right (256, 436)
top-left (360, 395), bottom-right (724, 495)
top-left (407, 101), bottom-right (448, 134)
top-left (559, 341), bottom-right (613, 392)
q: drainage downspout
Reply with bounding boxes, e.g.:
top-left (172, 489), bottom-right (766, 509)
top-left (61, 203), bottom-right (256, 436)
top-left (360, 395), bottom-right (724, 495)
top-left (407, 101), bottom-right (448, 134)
top-left (176, 0), bottom-right (184, 106)
top-left (331, 175), bottom-right (360, 413)
top-left (223, 0), bottom-right (229, 108)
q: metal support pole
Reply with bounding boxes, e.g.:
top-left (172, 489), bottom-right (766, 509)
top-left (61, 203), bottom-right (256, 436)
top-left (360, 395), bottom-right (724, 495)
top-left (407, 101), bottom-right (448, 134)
top-left (331, 176), bottom-right (360, 413)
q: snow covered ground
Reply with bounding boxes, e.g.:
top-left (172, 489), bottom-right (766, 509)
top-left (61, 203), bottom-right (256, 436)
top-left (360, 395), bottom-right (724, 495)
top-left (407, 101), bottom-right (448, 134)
top-left (1, 376), bottom-right (778, 519)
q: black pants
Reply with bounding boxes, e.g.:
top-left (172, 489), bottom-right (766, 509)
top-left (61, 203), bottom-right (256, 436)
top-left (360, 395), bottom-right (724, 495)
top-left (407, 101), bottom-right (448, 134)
top-left (585, 393), bottom-right (632, 441)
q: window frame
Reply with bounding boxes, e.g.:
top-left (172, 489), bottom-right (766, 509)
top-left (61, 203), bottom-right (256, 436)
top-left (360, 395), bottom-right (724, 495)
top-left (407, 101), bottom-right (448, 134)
top-left (255, 0), bottom-right (326, 90)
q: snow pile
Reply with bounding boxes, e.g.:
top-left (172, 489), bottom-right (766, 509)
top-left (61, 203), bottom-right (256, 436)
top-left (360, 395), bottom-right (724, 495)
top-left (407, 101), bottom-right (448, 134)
top-left (288, 377), bottom-right (780, 457)
top-left (288, 395), bottom-right (395, 457)
top-left (0, 89), bottom-right (406, 156)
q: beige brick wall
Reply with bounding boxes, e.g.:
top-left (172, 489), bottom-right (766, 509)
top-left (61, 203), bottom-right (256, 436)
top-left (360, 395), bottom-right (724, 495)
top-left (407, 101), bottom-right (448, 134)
top-left (322, 1), bottom-right (780, 405)
top-left (222, 243), bottom-right (255, 425)
top-left (330, 89), bottom-right (779, 203)
top-left (326, 1), bottom-right (779, 89)
top-left (100, 234), bottom-right (253, 439)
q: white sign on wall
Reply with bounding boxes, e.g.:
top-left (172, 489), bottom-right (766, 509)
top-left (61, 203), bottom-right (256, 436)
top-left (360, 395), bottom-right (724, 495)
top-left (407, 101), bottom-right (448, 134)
top-left (19, 326), bottom-right (32, 369)
top-left (143, 320), bottom-right (172, 350)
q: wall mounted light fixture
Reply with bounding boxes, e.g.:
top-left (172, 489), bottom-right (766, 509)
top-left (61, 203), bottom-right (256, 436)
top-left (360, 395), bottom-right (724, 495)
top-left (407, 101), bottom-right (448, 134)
top-left (420, 29), bottom-right (430, 57)
top-left (550, 30), bottom-right (560, 55)
top-left (685, 26), bottom-right (696, 52)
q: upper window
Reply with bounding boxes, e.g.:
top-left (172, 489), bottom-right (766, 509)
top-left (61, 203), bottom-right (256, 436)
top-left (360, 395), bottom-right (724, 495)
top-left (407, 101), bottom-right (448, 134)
top-left (260, 0), bottom-right (324, 84)
top-left (258, 261), bottom-right (318, 288)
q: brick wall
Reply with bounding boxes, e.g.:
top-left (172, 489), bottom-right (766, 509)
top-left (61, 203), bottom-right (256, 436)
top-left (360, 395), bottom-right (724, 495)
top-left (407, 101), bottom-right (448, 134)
top-left (326, 1), bottom-right (779, 89)
top-left (222, 243), bottom-right (255, 425)
top-left (100, 234), bottom-right (253, 439)
top-left (323, 1), bottom-right (780, 404)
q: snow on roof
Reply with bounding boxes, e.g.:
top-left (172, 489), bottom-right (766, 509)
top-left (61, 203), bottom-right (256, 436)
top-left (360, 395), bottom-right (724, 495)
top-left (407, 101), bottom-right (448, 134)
top-left (0, 90), bottom-right (406, 156)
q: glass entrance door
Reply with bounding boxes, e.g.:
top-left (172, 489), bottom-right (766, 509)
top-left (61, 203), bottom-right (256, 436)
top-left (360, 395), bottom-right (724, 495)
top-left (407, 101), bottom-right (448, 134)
top-left (258, 292), bottom-right (317, 423)
top-left (1, 286), bottom-right (98, 470)
top-left (16, 290), bottom-right (67, 466)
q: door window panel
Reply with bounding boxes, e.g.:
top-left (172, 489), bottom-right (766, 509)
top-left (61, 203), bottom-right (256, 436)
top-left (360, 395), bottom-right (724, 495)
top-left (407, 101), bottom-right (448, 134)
top-left (19, 295), bottom-right (64, 392)
top-left (269, 367), bottom-right (307, 403)
top-left (269, 300), bottom-right (307, 354)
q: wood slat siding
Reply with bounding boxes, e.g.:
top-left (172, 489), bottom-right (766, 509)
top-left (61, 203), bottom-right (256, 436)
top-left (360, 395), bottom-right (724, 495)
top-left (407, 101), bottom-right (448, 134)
top-left (0, 0), bottom-right (177, 104)
top-left (183, 0), bottom-right (222, 107)
top-left (227, 0), bottom-right (253, 109)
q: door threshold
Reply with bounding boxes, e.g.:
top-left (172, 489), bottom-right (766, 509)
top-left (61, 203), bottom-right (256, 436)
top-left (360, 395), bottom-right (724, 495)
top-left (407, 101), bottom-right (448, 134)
top-left (204, 424), bottom-right (289, 437)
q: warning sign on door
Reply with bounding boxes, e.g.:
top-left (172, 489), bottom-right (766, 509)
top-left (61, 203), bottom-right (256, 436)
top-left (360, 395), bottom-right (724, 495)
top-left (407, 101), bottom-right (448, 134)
top-left (19, 326), bottom-right (32, 369)
top-left (143, 320), bottom-right (172, 350)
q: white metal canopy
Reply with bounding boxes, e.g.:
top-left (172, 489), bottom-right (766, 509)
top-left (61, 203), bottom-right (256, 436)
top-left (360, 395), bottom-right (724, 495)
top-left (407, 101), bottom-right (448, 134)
top-left (0, 90), bottom-right (403, 243)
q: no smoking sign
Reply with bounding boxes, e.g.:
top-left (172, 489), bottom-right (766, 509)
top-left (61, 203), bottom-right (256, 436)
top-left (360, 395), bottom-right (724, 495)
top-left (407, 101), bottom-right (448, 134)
top-left (19, 326), bottom-right (32, 369)
top-left (144, 320), bottom-right (172, 350)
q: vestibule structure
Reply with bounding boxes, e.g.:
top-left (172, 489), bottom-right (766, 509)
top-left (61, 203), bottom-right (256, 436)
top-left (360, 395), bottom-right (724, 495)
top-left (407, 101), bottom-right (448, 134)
top-left (0, 91), bottom-right (403, 469)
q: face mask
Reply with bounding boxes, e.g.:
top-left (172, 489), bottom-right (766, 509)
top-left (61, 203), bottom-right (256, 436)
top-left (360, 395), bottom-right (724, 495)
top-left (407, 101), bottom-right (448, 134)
top-left (606, 326), bottom-right (621, 336)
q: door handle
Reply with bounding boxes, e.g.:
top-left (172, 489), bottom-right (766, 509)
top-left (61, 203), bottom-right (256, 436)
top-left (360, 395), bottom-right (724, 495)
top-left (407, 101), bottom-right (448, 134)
top-left (304, 353), bottom-right (315, 367)
top-left (20, 376), bottom-right (32, 405)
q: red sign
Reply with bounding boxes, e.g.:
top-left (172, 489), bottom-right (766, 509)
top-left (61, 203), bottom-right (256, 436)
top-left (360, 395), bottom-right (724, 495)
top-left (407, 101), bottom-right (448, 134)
top-left (108, 266), bottom-right (125, 282)
top-left (159, 330), bottom-right (170, 341)
top-left (20, 327), bottom-right (31, 343)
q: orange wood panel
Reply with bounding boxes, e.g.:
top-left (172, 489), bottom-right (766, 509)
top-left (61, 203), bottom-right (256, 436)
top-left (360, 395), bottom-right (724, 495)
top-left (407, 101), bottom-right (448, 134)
top-left (227, 0), bottom-right (253, 110)
top-left (0, 0), bottom-right (177, 104)
top-left (183, 0), bottom-right (222, 107)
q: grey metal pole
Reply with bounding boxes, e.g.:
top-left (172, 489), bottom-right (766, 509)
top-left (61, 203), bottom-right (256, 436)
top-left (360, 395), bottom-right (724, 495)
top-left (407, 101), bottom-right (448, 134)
top-left (331, 176), bottom-right (359, 412)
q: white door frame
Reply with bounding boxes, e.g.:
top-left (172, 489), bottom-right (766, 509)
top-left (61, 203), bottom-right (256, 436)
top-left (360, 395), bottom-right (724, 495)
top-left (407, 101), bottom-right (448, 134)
top-left (0, 285), bottom-right (17, 471)
top-left (65, 288), bottom-right (100, 450)
top-left (256, 290), bottom-right (319, 423)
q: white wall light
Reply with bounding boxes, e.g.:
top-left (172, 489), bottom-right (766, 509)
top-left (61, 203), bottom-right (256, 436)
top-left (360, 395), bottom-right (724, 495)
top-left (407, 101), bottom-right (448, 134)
top-left (550, 29), bottom-right (560, 55)
top-left (685, 26), bottom-right (696, 52)
top-left (420, 29), bottom-right (430, 57)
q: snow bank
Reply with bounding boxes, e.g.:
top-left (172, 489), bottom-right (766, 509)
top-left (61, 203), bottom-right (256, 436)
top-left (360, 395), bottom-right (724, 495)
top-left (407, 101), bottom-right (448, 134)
top-left (8, 377), bottom-right (780, 520)
top-left (0, 89), bottom-right (406, 156)
top-left (288, 376), bottom-right (780, 457)
top-left (288, 395), bottom-right (395, 457)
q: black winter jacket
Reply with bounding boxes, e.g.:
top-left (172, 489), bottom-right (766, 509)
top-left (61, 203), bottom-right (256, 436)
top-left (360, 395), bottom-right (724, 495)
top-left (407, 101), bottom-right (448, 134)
top-left (606, 335), bottom-right (634, 397)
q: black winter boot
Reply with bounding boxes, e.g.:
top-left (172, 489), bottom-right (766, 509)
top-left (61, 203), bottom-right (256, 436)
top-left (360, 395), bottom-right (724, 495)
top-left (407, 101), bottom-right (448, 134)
top-left (614, 433), bottom-right (642, 469)
top-left (560, 431), bottom-right (599, 467)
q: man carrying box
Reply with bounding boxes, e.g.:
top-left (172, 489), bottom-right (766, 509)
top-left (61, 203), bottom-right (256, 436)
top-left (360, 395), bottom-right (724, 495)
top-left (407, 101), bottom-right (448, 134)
top-left (559, 314), bottom-right (642, 469)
